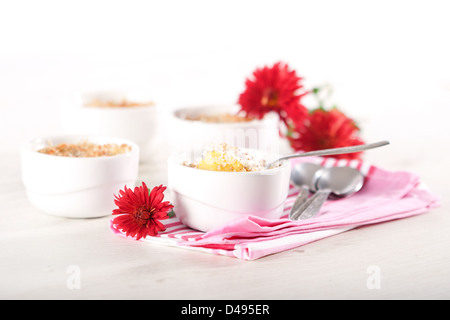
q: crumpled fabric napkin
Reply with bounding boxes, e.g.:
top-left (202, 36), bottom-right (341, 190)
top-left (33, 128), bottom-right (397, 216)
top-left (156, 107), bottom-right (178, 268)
top-left (110, 157), bottom-right (441, 260)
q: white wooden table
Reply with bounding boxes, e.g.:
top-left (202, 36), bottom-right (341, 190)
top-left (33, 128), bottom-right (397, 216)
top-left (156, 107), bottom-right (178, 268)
top-left (1, 129), bottom-right (449, 300)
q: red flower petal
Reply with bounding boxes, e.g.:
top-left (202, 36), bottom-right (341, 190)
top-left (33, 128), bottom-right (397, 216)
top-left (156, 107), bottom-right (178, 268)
top-left (238, 61), bottom-right (308, 127)
top-left (288, 108), bottom-right (365, 160)
top-left (111, 182), bottom-right (174, 240)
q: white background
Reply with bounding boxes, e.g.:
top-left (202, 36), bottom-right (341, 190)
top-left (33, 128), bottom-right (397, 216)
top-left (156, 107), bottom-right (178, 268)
top-left (1, 0), bottom-right (449, 152)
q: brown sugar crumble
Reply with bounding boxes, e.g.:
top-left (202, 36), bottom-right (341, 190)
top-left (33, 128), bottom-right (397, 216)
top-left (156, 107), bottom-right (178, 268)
top-left (184, 113), bottom-right (253, 123)
top-left (38, 141), bottom-right (132, 157)
top-left (85, 99), bottom-right (155, 108)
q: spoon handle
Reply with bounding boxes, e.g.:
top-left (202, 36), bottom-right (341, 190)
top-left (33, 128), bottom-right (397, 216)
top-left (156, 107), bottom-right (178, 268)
top-left (290, 189), bottom-right (322, 220)
top-left (268, 140), bottom-right (389, 168)
top-left (297, 189), bottom-right (331, 220)
top-left (289, 186), bottom-right (309, 219)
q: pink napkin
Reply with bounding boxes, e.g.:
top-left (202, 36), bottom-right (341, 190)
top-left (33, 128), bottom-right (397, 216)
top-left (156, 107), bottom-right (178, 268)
top-left (110, 157), bottom-right (440, 260)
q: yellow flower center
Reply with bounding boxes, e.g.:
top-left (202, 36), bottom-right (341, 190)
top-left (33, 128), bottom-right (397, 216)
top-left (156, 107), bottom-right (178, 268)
top-left (135, 206), bottom-right (154, 226)
top-left (261, 89), bottom-right (279, 107)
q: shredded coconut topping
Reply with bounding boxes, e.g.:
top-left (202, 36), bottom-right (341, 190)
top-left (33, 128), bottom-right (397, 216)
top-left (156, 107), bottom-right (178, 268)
top-left (185, 143), bottom-right (267, 172)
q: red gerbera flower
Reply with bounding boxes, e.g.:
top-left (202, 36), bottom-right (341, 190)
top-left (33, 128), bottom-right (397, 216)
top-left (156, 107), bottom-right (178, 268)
top-left (111, 182), bottom-right (174, 240)
top-left (288, 108), bottom-right (365, 160)
top-left (237, 61), bottom-right (308, 127)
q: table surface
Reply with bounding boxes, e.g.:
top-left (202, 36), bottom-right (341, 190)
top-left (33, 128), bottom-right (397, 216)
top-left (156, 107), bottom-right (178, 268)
top-left (1, 135), bottom-right (449, 300)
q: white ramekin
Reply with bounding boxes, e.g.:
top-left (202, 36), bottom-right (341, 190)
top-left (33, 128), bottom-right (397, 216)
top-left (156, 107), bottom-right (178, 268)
top-left (167, 149), bottom-right (291, 232)
top-left (21, 135), bottom-right (139, 218)
top-left (166, 104), bottom-right (280, 155)
top-left (59, 91), bottom-right (159, 162)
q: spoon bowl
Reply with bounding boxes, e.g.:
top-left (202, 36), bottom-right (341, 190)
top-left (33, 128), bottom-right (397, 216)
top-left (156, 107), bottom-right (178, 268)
top-left (291, 162), bottom-right (323, 192)
top-left (296, 166), bottom-right (365, 220)
top-left (315, 166), bottom-right (364, 197)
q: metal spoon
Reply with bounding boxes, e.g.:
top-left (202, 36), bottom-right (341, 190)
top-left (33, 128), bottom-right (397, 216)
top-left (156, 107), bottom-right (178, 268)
top-left (266, 140), bottom-right (389, 169)
top-left (289, 162), bottom-right (323, 220)
top-left (297, 166), bottom-right (365, 220)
